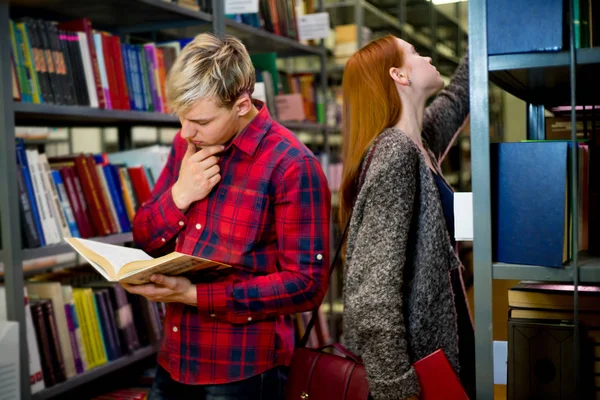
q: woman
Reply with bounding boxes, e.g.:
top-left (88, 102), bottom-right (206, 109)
top-left (340, 35), bottom-right (473, 400)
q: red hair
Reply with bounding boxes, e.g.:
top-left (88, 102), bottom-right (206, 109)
top-left (339, 35), bottom-right (404, 233)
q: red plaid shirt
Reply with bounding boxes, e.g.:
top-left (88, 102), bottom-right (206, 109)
top-left (132, 102), bottom-right (331, 385)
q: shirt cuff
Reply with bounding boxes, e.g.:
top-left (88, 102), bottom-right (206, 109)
top-left (196, 282), bottom-right (228, 316)
top-left (153, 186), bottom-right (188, 241)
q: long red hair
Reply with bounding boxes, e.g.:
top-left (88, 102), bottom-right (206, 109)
top-left (339, 35), bottom-right (404, 233)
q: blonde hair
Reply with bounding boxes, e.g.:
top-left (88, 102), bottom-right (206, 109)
top-left (166, 33), bottom-right (256, 114)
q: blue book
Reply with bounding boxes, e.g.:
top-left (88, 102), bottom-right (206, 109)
top-left (51, 170), bottom-right (81, 238)
top-left (491, 141), bottom-right (570, 267)
top-left (103, 165), bottom-right (131, 233)
top-left (15, 138), bottom-right (45, 246)
top-left (487, 0), bottom-right (565, 55)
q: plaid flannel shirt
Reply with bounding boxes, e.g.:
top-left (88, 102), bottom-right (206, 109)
top-left (132, 102), bottom-right (331, 384)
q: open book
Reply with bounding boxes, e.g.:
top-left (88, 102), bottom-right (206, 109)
top-left (64, 237), bottom-right (230, 284)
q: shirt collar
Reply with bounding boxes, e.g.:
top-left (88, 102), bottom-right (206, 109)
top-left (227, 100), bottom-right (272, 157)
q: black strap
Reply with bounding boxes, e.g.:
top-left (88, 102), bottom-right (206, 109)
top-left (298, 138), bottom-right (381, 349)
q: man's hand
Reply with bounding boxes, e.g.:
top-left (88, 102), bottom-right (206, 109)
top-left (172, 142), bottom-right (223, 211)
top-left (121, 274), bottom-right (197, 306)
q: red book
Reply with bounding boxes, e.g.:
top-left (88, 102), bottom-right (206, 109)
top-left (413, 349), bottom-right (469, 400)
top-left (127, 167), bottom-right (152, 206)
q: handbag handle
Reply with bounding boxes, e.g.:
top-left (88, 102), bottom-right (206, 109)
top-left (317, 343), bottom-right (364, 363)
top-left (298, 136), bottom-right (382, 349)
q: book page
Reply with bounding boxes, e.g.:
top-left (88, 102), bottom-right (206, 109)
top-left (119, 254), bottom-right (229, 285)
top-left (76, 238), bottom-right (152, 274)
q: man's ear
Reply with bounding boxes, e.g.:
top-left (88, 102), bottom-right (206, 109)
top-left (235, 93), bottom-right (253, 117)
top-left (389, 67), bottom-right (410, 86)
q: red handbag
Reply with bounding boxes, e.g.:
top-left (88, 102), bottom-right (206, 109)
top-left (284, 140), bottom-right (381, 400)
top-left (284, 214), bottom-right (369, 400)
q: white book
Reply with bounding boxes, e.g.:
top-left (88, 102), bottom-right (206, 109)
top-left (39, 154), bottom-right (71, 239)
top-left (26, 150), bottom-right (60, 244)
top-left (77, 32), bottom-right (99, 108)
top-left (93, 33), bottom-right (112, 109)
top-left (0, 320), bottom-right (19, 400)
top-left (0, 287), bottom-right (45, 394)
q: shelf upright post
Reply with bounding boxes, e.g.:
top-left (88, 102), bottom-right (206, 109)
top-left (355, 0), bottom-right (364, 48)
top-left (429, 0), bottom-right (438, 66)
top-left (118, 126), bottom-right (133, 151)
top-left (212, 0), bottom-right (225, 37)
top-left (455, 2), bottom-right (461, 56)
top-left (468, 0), bottom-right (494, 398)
top-left (527, 104), bottom-right (546, 140)
top-left (0, 4), bottom-right (31, 400)
top-left (567, 0), bottom-right (580, 395)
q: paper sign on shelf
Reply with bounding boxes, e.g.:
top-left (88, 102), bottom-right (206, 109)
top-left (253, 82), bottom-right (267, 104)
top-left (225, 0), bottom-right (259, 14)
top-left (297, 12), bottom-right (331, 41)
top-left (454, 192), bottom-right (473, 241)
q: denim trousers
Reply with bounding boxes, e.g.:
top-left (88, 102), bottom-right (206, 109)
top-left (148, 365), bottom-right (288, 400)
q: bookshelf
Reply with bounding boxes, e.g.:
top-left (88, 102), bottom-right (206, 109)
top-left (469, 0), bottom-right (594, 398)
top-left (325, 0), bottom-right (465, 77)
top-left (0, 1), bottom-right (331, 399)
top-left (31, 342), bottom-right (161, 400)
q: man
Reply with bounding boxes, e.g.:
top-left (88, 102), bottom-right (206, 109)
top-left (124, 33), bottom-right (331, 400)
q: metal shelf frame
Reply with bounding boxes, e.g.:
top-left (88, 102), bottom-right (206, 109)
top-left (0, 0), bottom-right (331, 399)
top-left (469, 0), bottom-right (585, 398)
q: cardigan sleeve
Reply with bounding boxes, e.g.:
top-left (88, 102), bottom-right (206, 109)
top-left (343, 134), bottom-right (421, 400)
top-left (422, 55), bottom-right (470, 161)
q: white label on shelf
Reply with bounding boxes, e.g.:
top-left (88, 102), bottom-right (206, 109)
top-left (454, 192), bottom-right (473, 241)
top-left (297, 12), bottom-right (331, 41)
top-left (253, 82), bottom-right (267, 104)
top-left (493, 341), bottom-right (507, 385)
top-left (225, 0), bottom-right (259, 14)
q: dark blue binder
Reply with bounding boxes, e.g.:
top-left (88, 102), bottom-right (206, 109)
top-left (487, 0), bottom-right (565, 55)
top-left (492, 141), bottom-right (569, 267)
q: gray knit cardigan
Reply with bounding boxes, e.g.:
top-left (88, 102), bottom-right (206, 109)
top-left (342, 57), bottom-right (470, 400)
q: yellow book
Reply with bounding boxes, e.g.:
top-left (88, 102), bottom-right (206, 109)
top-left (118, 170), bottom-right (135, 222)
top-left (65, 237), bottom-right (230, 285)
top-left (15, 22), bottom-right (42, 104)
top-left (82, 288), bottom-right (107, 366)
top-left (72, 289), bottom-right (96, 369)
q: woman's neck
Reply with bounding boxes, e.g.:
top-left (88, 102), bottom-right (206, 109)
top-left (393, 94), bottom-right (435, 170)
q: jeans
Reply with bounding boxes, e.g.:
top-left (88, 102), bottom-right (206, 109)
top-left (148, 365), bottom-right (288, 400)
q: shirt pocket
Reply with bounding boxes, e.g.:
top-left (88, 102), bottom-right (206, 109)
top-left (214, 184), bottom-right (269, 246)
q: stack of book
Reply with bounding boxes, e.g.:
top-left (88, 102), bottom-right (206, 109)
top-left (0, 269), bottom-right (165, 394)
top-left (16, 138), bottom-right (161, 249)
top-left (507, 282), bottom-right (600, 398)
top-left (9, 17), bottom-right (188, 113)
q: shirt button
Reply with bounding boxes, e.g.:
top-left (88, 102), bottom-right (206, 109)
top-left (175, 237), bottom-right (178, 244)
top-left (210, 314), bottom-right (216, 318)
top-left (195, 223), bottom-right (202, 230)
top-left (172, 326), bottom-right (178, 333)
top-left (316, 254), bottom-right (323, 261)
top-left (161, 238), bottom-right (166, 243)
top-left (178, 221), bottom-right (185, 227)
top-left (247, 317), bottom-right (252, 321)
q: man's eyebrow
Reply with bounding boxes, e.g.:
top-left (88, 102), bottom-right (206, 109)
top-left (187, 117), bottom-right (213, 123)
